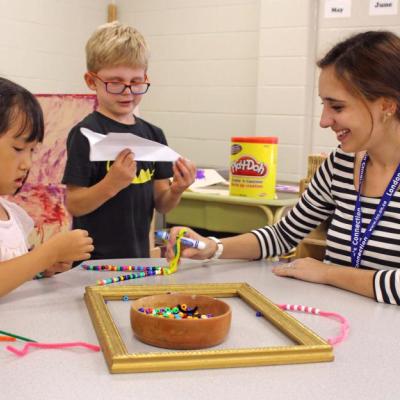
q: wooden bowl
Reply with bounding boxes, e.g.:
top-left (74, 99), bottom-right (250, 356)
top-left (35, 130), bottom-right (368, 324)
top-left (130, 293), bottom-right (231, 350)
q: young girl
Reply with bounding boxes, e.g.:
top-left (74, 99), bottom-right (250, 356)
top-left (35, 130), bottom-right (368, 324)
top-left (167, 31), bottom-right (400, 306)
top-left (0, 77), bottom-right (94, 297)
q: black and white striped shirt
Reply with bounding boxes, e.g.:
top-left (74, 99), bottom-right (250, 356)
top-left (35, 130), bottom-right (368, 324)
top-left (252, 147), bottom-right (400, 305)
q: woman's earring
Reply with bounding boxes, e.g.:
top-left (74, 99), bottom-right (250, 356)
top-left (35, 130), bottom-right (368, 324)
top-left (383, 112), bottom-right (392, 123)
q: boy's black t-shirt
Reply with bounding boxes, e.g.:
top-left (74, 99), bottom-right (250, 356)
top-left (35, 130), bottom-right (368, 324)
top-left (62, 111), bottom-right (173, 260)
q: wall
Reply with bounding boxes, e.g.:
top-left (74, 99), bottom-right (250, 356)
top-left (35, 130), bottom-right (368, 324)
top-left (313, 1), bottom-right (400, 156)
top-left (0, 0), bottom-right (108, 93)
top-left (118, 0), bottom-right (260, 175)
top-left (1, 0), bottom-right (399, 181)
top-left (119, 0), bottom-right (400, 181)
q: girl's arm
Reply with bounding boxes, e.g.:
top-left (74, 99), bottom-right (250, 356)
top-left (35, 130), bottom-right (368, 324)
top-left (0, 230), bottom-right (93, 297)
top-left (0, 244), bottom-right (59, 297)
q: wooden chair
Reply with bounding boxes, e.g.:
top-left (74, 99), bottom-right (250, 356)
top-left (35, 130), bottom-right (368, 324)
top-left (295, 154), bottom-right (328, 260)
top-left (149, 212), bottom-right (161, 257)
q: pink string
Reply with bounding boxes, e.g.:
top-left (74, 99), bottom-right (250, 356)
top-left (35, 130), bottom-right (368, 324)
top-left (277, 304), bottom-right (349, 345)
top-left (6, 341), bottom-right (101, 357)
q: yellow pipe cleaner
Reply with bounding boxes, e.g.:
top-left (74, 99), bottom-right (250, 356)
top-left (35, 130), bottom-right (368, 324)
top-left (163, 228), bottom-right (187, 275)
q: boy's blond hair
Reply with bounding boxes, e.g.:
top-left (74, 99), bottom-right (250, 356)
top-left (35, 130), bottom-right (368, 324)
top-left (85, 21), bottom-right (149, 72)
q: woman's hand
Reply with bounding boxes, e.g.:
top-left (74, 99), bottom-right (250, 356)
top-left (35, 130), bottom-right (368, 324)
top-left (273, 257), bottom-right (376, 299)
top-left (165, 226), bottom-right (217, 261)
top-left (272, 257), bottom-right (331, 284)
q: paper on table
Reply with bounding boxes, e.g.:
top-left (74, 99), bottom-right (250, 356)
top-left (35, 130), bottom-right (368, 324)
top-left (189, 187), bottom-right (229, 195)
top-left (80, 128), bottom-right (181, 162)
top-left (190, 169), bottom-right (229, 189)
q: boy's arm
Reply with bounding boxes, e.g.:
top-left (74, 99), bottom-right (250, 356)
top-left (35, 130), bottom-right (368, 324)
top-left (65, 182), bottom-right (117, 217)
top-left (65, 149), bottom-right (136, 217)
top-left (153, 158), bottom-right (196, 214)
top-left (153, 179), bottom-right (182, 214)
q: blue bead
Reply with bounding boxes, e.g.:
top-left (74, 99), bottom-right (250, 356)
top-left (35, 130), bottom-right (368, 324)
top-left (122, 295), bottom-right (129, 301)
top-left (256, 311), bottom-right (262, 317)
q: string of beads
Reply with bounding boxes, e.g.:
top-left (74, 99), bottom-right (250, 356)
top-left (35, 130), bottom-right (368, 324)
top-left (82, 264), bottom-right (164, 272)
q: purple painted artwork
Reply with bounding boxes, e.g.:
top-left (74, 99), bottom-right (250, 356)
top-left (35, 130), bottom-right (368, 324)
top-left (9, 94), bottom-right (97, 246)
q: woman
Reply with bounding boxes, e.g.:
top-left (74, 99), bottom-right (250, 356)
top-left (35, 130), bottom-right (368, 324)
top-left (167, 31), bottom-right (400, 305)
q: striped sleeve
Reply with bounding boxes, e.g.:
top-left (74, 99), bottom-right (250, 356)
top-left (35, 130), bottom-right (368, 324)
top-left (373, 270), bottom-right (400, 305)
top-left (252, 150), bottom-right (336, 259)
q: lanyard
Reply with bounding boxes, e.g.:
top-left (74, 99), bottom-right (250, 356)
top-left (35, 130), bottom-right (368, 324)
top-left (351, 154), bottom-right (400, 267)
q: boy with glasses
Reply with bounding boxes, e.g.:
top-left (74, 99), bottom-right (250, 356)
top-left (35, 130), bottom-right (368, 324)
top-left (62, 21), bottom-right (196, 260)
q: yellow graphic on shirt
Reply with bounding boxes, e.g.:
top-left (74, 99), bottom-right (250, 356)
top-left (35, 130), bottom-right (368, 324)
top-left (106, 161), bottom-right (155, 184)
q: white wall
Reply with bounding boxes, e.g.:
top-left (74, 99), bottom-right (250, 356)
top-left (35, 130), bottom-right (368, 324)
top-left (0, 0), bottom-right (109, 93)
top-left (1, 0), bottom-right (399, 182)
top-left (119, 0), bottom-right (400, 182)
top-left (118, 0), bottom-right (260, 174)
top-left (255, 0), bottom-right (316, 180)
top-left (313, 1), bottom-right (400, 157)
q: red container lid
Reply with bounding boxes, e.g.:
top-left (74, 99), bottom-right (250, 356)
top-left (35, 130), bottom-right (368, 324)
top-left (231, 136), bottom-right (278, 144)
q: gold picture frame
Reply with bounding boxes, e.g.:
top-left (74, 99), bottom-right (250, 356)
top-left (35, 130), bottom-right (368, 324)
top-left (84, 283), bottom-right (333, 373)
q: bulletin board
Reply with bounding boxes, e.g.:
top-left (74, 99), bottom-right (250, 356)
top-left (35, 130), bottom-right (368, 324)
top-left (10, 94), bottom-right (97, 246)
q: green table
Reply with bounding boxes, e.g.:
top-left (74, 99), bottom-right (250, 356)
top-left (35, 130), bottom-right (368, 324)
top-left (166, 189), bottom-right (298, 233)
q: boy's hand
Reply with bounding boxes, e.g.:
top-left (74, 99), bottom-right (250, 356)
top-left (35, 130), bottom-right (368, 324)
top-left (170, 158), bottom-right (196, 195)
top-left (44, 229), bottom-right (94, 263)
top-left (105, 149), bottom-right (137, 193)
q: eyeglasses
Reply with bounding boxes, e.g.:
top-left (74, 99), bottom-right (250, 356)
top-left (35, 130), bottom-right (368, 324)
top-left (90, 72), bottom-right (151, 95)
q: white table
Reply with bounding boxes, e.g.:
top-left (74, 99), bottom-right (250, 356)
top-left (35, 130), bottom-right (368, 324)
top-left (1, 258), bottom-right (399, 400)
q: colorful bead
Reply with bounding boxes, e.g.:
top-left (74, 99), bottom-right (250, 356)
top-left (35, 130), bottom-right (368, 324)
top-left (136, 304), bottom-right (214, 319)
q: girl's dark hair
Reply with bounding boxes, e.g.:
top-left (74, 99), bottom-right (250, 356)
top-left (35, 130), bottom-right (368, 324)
top-left (0, 77), bottom-right (44, 142)
top-left (317, 30), bottom-right (400, 120)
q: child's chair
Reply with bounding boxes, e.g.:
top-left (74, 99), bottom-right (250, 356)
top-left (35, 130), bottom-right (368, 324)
top-left (295, 154), bottom-right (328, 260)
top-left (149, 212), bottom-right (161, 257)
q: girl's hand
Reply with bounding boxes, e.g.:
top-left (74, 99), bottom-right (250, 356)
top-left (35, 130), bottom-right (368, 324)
top-left (41, 262), bottom-right (72, 278)
top-left (44, 229), bottom-right (94, 263)
top-left (170, 158), bottom-right (196, 195)
top-left (272, 257), bottom-right (331, 284)
top-left (165, 226), bottom-right (217, 261)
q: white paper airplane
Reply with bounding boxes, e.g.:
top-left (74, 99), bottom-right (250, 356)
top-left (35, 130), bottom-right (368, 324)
top-left (80, 128), bottom-right (181, 162)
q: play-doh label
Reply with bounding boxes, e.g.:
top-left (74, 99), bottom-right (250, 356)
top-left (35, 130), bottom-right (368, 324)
top-left (230, 156), bottom-right (267, 177)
